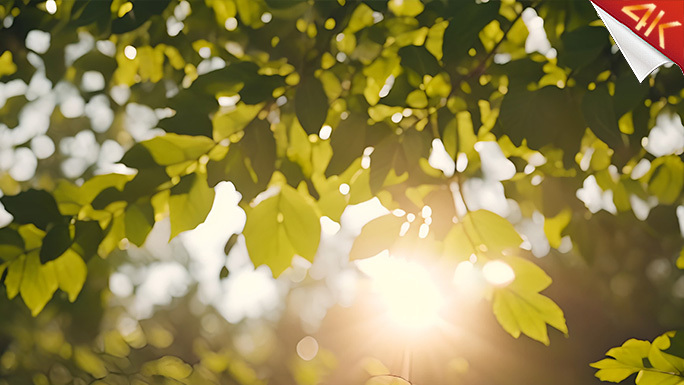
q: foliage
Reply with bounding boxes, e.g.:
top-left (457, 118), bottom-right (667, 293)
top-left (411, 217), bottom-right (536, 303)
top-left (0, 0), bottom-right (684, 384)
top-left (593, 332), bottom-right (684, 385)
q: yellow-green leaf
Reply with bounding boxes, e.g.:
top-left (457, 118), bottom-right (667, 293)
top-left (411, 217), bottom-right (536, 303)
top-left (20, 252), bottom-right (58, 316)
top-left (492, 289), bottom-right (566, 345)
top-left (463, 209), bottom-right (522, 253)
top-left (52, 249), bottom-right (87, 302)
top-left (350, 214), bottom-right (404, 260)
top-left (5, 254), bottom-right (25, 299)
top-left (543, 209), bottom-right (571, 249)
top-left (104, 330), bottom-right (131, 358)
top-left (0, 51), bottom-right (17, 77)
top-left (243, 185), bottom-right (320, 276)
top-left (168, 173), bottom-right (215, 239)
top-left (74, 346), bottom-right (108, 379)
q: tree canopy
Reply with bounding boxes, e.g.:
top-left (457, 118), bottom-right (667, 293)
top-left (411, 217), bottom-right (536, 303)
top-left (1, 0), bottom-right (684, 384)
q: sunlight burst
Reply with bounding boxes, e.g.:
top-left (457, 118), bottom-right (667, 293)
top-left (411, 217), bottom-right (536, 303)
top-left (358, 254), bottom-right (445, 330)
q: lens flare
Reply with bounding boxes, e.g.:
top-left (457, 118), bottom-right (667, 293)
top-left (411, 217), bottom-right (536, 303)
top-left (357, 254), bottom-right (444, 330)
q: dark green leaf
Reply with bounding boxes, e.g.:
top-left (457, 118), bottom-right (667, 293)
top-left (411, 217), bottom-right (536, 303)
top-left (40, 223), bottom-right (73, 264)
top-left (1, 189), bottom-right (63, 231)
top-left (398, 45), bottom-right (441, 77)
top-left (442, 1), bottom-right (499, 68)
top-left (582, 84), bottom-right (622, 148)
top-left (0, 227), bottom-right (24, 262)
top-left (326, 114), bottom-right (368, 177)
top-left (558, 26), bottom-right (609, 71)
top-left (295, 75), bottom-right (329, 135)
top-left (72, 221), bottom-right (104, 260)
top-left (497, 86), bottom-right (585, 167)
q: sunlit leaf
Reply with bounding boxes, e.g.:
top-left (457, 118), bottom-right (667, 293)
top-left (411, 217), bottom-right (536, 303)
top-left (52, 249), bottom-right (87, 302)
top-left (20, 252), bottom-right (59, 316)
top-left (243, 185), bottom-right (320, 276)
top-left (168, 173), bottom-right (215, 240)
top-left (350, 214), bottom-right (404, 260)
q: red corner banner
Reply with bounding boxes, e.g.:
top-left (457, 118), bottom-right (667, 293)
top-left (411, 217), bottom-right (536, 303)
top-left (591, 0), bottom-right (684, 71)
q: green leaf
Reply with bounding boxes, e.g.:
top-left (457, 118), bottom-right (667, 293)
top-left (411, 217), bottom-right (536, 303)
top-left (646, 156), bottom-right (684, 205)
top-left (636, 371), bottom-right (684, 385)
top-left (40, 223), bottom-right (73, 264)
top-left (614, 73), bottom-right (650, 118)
top-left (492, 286), bottom-right (566, 346)
top-left (591, 358), bottom-right (642, 383)
top-left (295, 75), bottom-right (329, 135)
top-left (141, 356), bottom-right (192, 380)
top-left (20, 252), bottom-right (59, 316)
top-left (398, 45), bottom-right (441, 77)
top-left (388, 0), bottom-right (424, 17)
top-left (492, 255), bottom-right (566, 345)
top-left (350, 214), bottom-right (404, 260)
top-left (442, 222), bottom-right (477, 261)
top-left (497, 86), bottom-right (585, 167)
top-left (558, 26), bottom-right (609, 71)
top-left (208, 119), bottom-right (275, 201)
top-left (594, 334), bottom-right (684, 385)
top-left (122, 168), bottom-right (171, 203)
top-left (649, 334), bottom-right (684, 375)
top-left (125, 201), bottom-right (155, 247)
top-left (207, 145), bottom-right (266, 202)
top-left (74, 346), bottom-right (108, 379)
top-left (463, 210), bottom-right (522, 254)
top-left (0, 227), bottom-right (24, 262)
top-left (367, 130), bottom-right (428, 193)
top-left (213, 103), bottom-right (264, 142)
top-left (369, 137), bottom-right (403, 193)
top-left (98, 213), bottom-right (125, 257)
top-left (0, 51), bottom-right (17, 77)
top-left (111, 0), bottom-right (171, 34)
top-left (326, 115), bottom-right (368, 177)
top-left (241, 119), bottom-right (277, 182)
top-left (543, 209), bottom-right (571, 249)
top-left (591, 339), bottom-right (651, 383)
top-left (122, 134), bottom-right (215, 169)
top-left (168, 173), bottom-right (216, 239)
top-left (91, 187), bottom-right (125, 210)
top-left (72, 221), bottom-right (105, 260)
top-left (0, 189), bottom-right (63, 231)
top-left (243, 185), bottom-right (320, 276)
top-left (5, 254), bottom-right (25, 300)
top-left (503, 256), bottom-right (553, 293)
top-left (582, 84), bottom-right (622, 149)
top-left (52, 249), bottom-right (87, 302)
top-left (442, 1), bottom-right (499, 68)
top-left (103, 330), bottom-right (131, 358)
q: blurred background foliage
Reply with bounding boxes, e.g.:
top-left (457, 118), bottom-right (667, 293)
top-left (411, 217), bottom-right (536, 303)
top-left (1, 0), bottom-right (684, 384)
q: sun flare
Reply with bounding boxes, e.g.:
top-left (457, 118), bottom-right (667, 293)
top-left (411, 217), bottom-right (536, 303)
top-left (357, 253), bottom-right (445, 331)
